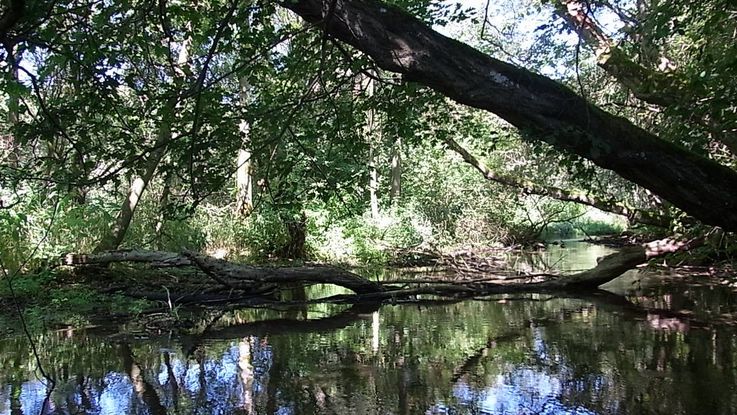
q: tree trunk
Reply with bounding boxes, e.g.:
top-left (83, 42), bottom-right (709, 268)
top-left (64, 235), bottom-right (698, 302)
top-left (444, 136), bottom-right (670, 227)
top-left (280, 0), bottom-right (737, 231)
top-left (235, 76), bottom-right (254, 216)
top-left (369, 141), bottom-right (380, 218)
top-left (277, 211), bottom-right (308, 259)
top-left (390, 136), bottom-right (402, 202)
top-left (95, 35), bottom-right (191, 252)
top-left (2, 44), bottom-right (20, 166)
top-left (154, 172), bottom-right (171, 251)
top-left (95, 107), bottom-right (173, 252)
top-left (62, 249), bottom-right (385, 294)
top-left (360, 73), bottom-right (381, 219)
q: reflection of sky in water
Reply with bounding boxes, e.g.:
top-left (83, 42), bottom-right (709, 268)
top-left (0, 385), bottom-right (10, 414)
top-left (450, 369), bottom-right (598, 415)
top-left (0, 337), bottom-right (276, 415)
top-left (21, 380), bottom-right (49, 415)
top-left (100, 372), bottom-right (133, 415)
top-left (443, 327), bottom-right (601, 415)
top-left (1, 334), bottom-right (604, 415)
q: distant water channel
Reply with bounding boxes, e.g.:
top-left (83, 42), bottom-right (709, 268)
top-left (1, 242), bottom-right (736, 414)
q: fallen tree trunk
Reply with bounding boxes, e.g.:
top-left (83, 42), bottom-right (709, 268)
top-left (279, 0), bottom-right (737, 231)
top-left (62, 238), bottom-right (698, 305)
top-left (62, 250), bottom-right (192, 267)
top-left (182, 251), bottom-right (385, 294)
top-left (62, 249), bottom-right (385, 295)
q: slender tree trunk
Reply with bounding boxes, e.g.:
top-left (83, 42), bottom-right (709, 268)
top-left (390, 136), bottom-right (402, 202)
top-left (154, 172), bottom-right (171, 251)
top-left (281, 0), bottom-right (737, 231)
top-left (95, 36), bottom-right (190, 252)
top-left (2, 44), bottom-right (20, 166)
top-left (369, 142), bottom-right (380, 218)
top-left (95, 108), bottom-right (173, 252)
top-left (235, 76), bottom-right (254, 216)
top-left (361, 73), bottom-right (381, 218)
top-left (277, 211), bottom-right (308, 259)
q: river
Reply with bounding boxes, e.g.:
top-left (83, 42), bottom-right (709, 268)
top-left (0, 241), bottom-right (735, 414)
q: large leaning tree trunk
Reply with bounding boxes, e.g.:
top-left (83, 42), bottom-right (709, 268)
top-left (94, 101), bottom-right (174, 252)
top-left (279, 0), bottom-right (737, 231)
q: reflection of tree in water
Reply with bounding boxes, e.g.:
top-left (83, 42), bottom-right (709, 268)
top-left (0, 293), bottom-right (736, 414)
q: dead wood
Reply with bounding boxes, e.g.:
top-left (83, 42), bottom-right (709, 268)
top-left (62, 250), bottom-right (191, 267)
top-left (61, 237), bottom-right (699, 306)
top-left (61, 249), bottom-right (385, 295)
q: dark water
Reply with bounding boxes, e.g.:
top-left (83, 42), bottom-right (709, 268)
top-left (1, 243), bottom-right (737, 415)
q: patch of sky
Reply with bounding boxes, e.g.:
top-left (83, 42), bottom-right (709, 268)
top-left (434, 0), bottom-right (630, 79)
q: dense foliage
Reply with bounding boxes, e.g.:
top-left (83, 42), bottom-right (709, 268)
top-left (0, 0), bottom-right (734, 273)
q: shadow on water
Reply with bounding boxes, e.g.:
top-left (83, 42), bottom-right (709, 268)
top-left (1, 242), bottom-right (737, 414)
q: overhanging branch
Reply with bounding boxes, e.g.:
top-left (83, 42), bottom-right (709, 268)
top-left (279, 0), bottom-right (737, 231)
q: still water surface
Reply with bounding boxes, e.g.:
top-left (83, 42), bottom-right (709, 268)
top-left (1, 242), bottom-right (736, 414)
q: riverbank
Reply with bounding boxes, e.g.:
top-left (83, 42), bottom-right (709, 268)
top-left (1, 240), bottom-right (734, 333)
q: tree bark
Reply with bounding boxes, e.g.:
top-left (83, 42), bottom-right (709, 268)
top-left (390, 136), bottom-right (402, 202)
top-left (235, 76), bottom-right (254, 216)
top-left (94, 108), bottom-right (173, 252)
top-left (444, 136), bottom-right (670, 227)
top-left (184, 250), bottom-right (384, 294)
top-left (360, 73), bottom-right (381, 219)
top-left (62, 249), bottom-right (193, 267)
top-left (64, 235), bottom-right (698, 303)
top-left (279, 0), bottom-right (737, 231)
top-left (62, 249), bottom-right (386, 294)
top-left (154, 172), bottom-right (171, 251)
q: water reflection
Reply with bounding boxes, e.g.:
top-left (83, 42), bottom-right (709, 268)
top-left (1, 243), bottom-right (737, 414)
top-left (1, 290), bottom-right (736, 415)
top-left (510, 240), bottom-right (617, 274)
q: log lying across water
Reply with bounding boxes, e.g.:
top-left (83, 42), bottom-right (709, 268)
top-left (61, 237), bottom-right (699, 304)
